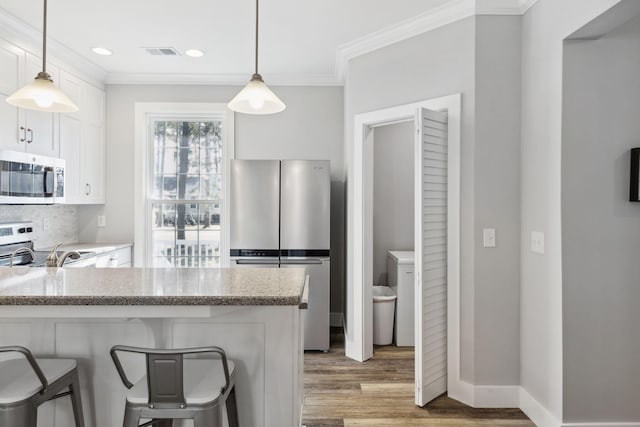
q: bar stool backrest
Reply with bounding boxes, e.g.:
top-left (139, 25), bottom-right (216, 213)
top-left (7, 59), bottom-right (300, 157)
top-left (146, 352), bottom-right (186, 408)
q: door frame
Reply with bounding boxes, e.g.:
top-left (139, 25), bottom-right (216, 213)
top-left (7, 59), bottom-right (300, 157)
top-left (345, 93), bottom-right (463, 401)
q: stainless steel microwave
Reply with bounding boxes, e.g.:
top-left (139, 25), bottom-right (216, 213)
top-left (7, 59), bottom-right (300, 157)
top-left (0, 150), bottom-right (65, 204)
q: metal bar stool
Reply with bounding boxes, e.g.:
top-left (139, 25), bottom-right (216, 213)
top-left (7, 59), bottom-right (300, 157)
top-left (0, 346), bottom-right (85, 427)
top-left (110, 345), bottom-right (239, 427)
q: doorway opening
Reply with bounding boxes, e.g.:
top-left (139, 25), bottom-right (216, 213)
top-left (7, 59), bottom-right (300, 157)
top-left (345, 94), bottom-right (462, 406)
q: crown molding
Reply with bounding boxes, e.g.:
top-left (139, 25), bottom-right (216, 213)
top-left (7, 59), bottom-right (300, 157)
top-left (335, 0), bottom-right (540, 83)
top-left (519, 0), bottom-right (540, 14)
top-left (335, 0), bottom-right (476, 82)
top-left (105, 72), bottom-right (342, 86)
top-left (0, 8), bottom-right (108, 87)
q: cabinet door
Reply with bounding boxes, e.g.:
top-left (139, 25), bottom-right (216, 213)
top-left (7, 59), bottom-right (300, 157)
top-left (23, 54), bottom-right (58, 157)
top-left (82, 85), bottom-right (105, 203)
top-left (0, 40), bottom-right (25, 152)
top-left (58, 71), bottom-right (85, 204)
top-left (59, 115), bottom-right (82, 203)
top-left (82, 123), bottom-right (105, 203)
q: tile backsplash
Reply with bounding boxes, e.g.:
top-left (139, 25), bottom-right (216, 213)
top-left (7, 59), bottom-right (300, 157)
top-left (0, 205), bottom-right (78, 249)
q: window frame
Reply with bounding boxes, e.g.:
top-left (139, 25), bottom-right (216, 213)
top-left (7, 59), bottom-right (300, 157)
top-left (134, 103), bottom-right (235, 268)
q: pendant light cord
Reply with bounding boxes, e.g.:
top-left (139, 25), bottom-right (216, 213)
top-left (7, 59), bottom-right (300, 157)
top-left (254, 0), bottom-right (259, 75)
top-left (42, 0), bottom-right (47, 73)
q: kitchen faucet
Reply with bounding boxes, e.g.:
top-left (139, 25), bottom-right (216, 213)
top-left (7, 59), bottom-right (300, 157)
top-left (46, 243), bottom-right (83, 267)
top-left (57, 251), bottom-right (81, 267)
top-left (8, 247), bottom-right (35, 267)
top-left (45, 242), bottom-right (63, 267)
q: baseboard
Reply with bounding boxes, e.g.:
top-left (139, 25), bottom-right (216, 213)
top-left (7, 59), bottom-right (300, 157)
top-left (519, 388), bottom-right (561, 427)
top-left (474, 385), bottom-right (520, 408)
top-left (562, 423), bottom-right (640, 427)
top-left (330, 312), bottom-right (343, 327)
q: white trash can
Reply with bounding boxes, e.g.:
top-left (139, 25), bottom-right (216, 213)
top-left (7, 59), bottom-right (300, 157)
top-left (373, 285), bottom-right (397, 345)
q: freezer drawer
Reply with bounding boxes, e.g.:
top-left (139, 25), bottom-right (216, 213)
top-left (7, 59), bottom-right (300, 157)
top-left (281, 257), bottom-right (330, 351)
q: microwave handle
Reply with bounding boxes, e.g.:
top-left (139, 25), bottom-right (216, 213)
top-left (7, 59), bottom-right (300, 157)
top-left (43, 168), bottom-right (55, 195)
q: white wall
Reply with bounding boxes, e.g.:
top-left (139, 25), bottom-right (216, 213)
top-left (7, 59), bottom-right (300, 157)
top-left (519, 0), bottom-right (622, 421)
top-left (345, 15), bottom-right (522, 386)
top-left (76, 84), bottom-right (345, 313)
top-left (372, 121), bottom-right (414, 285)
top-left (561, 11), bottom-right (640, 422)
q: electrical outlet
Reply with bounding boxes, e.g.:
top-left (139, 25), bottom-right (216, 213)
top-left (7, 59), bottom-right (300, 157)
top-left (531, 231), bottom-right (544, 254)
top-left (42, 218), bottom-right (50, 231)
top-left (98, 215), bottom-right (106, 228)
top-left (483, 228), bottom-right (496, 248)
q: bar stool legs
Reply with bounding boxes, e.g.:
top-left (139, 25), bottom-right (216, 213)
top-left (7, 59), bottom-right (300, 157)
top-left (0, 346), bottom-right (85, 427)
top-left (69, 369), bottom-right (86, 427)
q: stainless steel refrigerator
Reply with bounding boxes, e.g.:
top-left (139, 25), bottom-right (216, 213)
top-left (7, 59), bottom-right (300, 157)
top-left (230, 160), bottom-right (330, 351)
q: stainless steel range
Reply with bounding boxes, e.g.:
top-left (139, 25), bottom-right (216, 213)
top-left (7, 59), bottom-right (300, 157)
top-left (0, 222), bottom-right (95, 267)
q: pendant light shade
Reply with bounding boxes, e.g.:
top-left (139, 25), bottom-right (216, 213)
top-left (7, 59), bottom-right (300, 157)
top-left (6, 0), bottom-right (78, 113)
top-left (228, 73), bottom-right (285, 114)
top-left (7, 72), bottom-right (78, 113)
top-left (228, 0), bottom-right (285, 114)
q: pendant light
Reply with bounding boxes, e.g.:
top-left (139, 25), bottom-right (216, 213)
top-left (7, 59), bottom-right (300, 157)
top-left (6, 0), bottom-right (78, 113)
top-left (228, 0), bottom-right (285, 114)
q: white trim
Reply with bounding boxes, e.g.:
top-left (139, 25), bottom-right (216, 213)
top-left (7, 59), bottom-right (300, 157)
top-left (335, 0), bottom-right (475, 81)
top-left (520, 387), bottom-right (562, 427)
top-left (519, 0), bottom-right (540, 14)
top-left (330, 312), bottom-right (343, 327)
top-left (346, 94), bottom-right (462, 399)
top-left (563, 424), bottom-right (640, 427)
top-left (106, 72), bottom-right (342, 86)
top-left (0, 8), bottom-right (107, 86)
top-left (474, 385), bottom-right (520, 408)
top-left (476, 0), bottom-right (525, 15)
top-left (335, 0), bottom-right (540, 82)
top-left (133, 102), bottom-right (235, 268)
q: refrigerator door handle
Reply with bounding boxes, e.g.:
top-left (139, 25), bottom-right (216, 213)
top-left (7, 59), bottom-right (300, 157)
top-left (235, 259), bottom-right (280, 265)
top-left (280, 259), bottom-right (324, 265)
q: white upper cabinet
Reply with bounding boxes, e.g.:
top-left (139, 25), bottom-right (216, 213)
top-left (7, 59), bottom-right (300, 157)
top-left (59, 70), bottom-right (105, 204)
top-left (0, 42), bottom-right (59, 157)
top-left (0, 39), bottom-right (25, 153)
top-left (0, 36), bottom-right (106, 205)
top-left (24, 53), bottom-right (59, 157)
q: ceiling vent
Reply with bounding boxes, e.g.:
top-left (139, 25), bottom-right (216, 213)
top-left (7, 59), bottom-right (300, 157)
top-left (143, 47), bottom-right (180, 56)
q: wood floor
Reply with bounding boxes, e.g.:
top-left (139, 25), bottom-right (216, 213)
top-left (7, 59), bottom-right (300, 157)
top-left (302, 329), bottom-right (535, 427)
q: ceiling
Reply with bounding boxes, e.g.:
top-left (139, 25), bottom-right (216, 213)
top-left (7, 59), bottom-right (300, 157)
top-left (0, 0), bottom-right (454, 84)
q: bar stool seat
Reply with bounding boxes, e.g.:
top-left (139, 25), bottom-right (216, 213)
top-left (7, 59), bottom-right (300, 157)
top-left (0, 346), bottom-right (85, 427)
top-left (0, 358), bottom-right (76, 404)
top-left (126, 360), bottom-right (236, 405)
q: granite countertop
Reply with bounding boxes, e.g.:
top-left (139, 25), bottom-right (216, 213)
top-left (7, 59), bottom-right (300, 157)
top-left (0, 267), bottom-right (307, 306)
top-left (37, 242), bottom-right (132, 254)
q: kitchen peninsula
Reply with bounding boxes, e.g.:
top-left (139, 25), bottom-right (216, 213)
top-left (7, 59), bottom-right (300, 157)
top-left (0, 267), bottom-right (307, 427)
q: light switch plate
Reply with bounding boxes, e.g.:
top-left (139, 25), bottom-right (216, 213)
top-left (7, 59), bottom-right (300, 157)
top-left (483, 228), bottom-right (496, 248)
top-left (98, 215), bottom-right (106, 228)
top-left (531, 231), bottom-right (544, 254)
top-left (42, 218), bottom-right (50, 231)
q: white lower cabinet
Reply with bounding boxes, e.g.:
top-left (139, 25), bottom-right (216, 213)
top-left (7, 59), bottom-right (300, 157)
top-left (95, 247), bottom-right (132, 268)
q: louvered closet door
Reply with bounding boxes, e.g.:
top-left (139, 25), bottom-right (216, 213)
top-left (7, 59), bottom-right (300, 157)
top-left (415, 107), bottom-right (449, 406)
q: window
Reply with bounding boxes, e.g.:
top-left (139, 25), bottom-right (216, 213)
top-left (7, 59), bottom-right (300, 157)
top-left (134, 104), bottom-right (234, 268)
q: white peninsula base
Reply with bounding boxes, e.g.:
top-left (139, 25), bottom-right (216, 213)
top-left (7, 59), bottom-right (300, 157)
top-left (0, 305), bottom-right (304, 427)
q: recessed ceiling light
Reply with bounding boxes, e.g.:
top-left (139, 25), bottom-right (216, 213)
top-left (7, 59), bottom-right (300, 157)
top-left (185, 49), bottom-right (205, 58)
top-left (92, 47), bottom-right (113, 56)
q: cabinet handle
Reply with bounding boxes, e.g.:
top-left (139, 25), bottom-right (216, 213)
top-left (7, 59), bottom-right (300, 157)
top-left (85, 183), bottom-right (91, 196)
top-left (19, 126), bottom-right (26, 142)
top-left (26, 128), bottom-right (33, 143)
